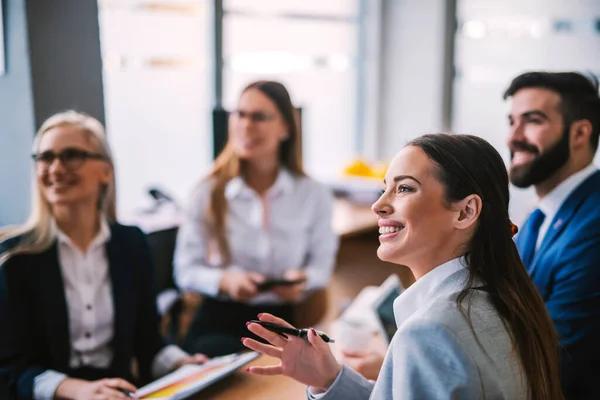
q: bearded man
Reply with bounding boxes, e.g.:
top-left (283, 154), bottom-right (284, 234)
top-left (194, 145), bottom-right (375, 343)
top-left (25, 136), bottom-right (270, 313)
top-left (505, 71), bottom-right (600, 400)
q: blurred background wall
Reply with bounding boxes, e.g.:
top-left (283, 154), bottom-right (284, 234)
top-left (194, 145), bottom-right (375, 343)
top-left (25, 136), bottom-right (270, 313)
top-left (1, 0), bottom-right (599, 226)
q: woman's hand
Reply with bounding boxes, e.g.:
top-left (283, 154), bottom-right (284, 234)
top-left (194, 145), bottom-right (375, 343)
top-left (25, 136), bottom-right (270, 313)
top-left (219, 270), bottom-right (265, 302)
top-left (272, 270), bottom-right (306, 302)
top-left (242, 313), bottom-right (342, 391)
top-left (172, 353), bottom-right (209, 370)
top-left (55, 377), bottom-right (137, 400)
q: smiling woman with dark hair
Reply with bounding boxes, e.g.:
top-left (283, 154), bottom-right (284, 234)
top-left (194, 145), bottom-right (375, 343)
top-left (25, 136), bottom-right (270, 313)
top-left (243, 133), bottom-right (563, 400)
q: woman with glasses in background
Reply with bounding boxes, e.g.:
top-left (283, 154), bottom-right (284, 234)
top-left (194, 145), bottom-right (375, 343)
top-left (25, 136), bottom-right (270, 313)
top-left (174, 81), bottom-right (339, 357)
top-left (0, 111), bottom-right (206, 400)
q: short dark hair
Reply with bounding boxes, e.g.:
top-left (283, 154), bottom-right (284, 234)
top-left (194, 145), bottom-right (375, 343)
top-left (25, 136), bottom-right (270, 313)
top-left (503, 71), bottom-right (600, 151)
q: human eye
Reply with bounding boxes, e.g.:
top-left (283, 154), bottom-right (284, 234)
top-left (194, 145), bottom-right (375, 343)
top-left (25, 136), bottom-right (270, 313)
top-left (397, 184), bottom-right (413, 193)
top-left (36, 151), bottom-right (56, 163)
top-left (62, 148), bottom-right (87, 161)
top-left (525, 115), bottom-right (544, 125)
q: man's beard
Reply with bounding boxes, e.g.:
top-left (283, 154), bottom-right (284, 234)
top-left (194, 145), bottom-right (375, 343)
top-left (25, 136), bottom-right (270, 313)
top-left (509, 127), bottom-right (570, 188)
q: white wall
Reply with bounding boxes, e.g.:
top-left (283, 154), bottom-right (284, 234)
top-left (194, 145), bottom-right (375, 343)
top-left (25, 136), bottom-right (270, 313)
top-left (376, 0), bottom-right (600, 226)
top-left (98, 2), bottom-right (213, 215)
top-left (378, 0), bottom-right (448, 161)
top-left (453, 0), bottom-right (600, 224)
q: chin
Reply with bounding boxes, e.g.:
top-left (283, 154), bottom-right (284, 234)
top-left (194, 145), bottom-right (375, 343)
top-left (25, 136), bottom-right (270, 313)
top-left (235, 149), bottom-right (260, 160)
top-left (46, 197), bottom-right (76, 207)
top-left (44, 192), bottom-right (83, 207)
top-left (376, 244), bottom-right (404, 264)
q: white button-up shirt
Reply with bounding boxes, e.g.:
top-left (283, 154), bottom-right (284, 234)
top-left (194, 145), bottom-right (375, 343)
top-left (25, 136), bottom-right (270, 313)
top-left (58, 219), bottom-right (114, 369)
top-left (33, 220), bottom-right (187, 400)
top-left (174, 169), bottom-right (339, 304)
top-left (536, 164), bottom-right (597, 249)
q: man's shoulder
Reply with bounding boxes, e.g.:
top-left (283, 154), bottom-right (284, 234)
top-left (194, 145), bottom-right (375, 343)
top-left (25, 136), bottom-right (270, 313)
top-left (568, 185), bottom-right (600, 229)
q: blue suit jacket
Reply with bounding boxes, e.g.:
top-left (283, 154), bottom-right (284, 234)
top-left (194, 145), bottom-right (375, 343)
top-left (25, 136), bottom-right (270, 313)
top-left (516, 170), bottom-right (600, 400)
top-left (0, 224), bottom-right (165, 400)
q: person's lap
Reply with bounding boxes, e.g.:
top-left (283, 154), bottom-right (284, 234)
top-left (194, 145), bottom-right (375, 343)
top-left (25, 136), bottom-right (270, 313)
top-left (184, 298), bottom-right (294, 357)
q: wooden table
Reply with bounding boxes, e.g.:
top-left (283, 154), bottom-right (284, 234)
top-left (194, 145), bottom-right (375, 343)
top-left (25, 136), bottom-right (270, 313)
top-left (196, 355), bottom-right (306, 399)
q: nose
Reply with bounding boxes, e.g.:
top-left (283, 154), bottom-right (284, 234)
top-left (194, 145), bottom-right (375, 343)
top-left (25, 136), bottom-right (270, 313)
top-left (48, 157), bottom-right (66, 175)
top-left (371, 192), bottom-right (393, 217)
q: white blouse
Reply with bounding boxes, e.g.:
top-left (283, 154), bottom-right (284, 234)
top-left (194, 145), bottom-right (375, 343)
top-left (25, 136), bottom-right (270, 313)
top-left (174, 169), bottom-right (339, 304)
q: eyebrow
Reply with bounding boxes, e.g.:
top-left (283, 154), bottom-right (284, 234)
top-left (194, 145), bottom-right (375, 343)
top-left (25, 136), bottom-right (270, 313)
top-left (508, 109), bottom-right (549, 121)
top-left (383, 175), bottom-right (422, 185)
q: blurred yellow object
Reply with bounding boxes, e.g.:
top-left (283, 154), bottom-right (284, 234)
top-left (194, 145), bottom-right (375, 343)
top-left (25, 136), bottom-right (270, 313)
top-left (343, 160), bottom-right (372, 177)
top-left (343, 160), bottom-right (388, 179)
top-left (371, 163), bottom-right (388, 180)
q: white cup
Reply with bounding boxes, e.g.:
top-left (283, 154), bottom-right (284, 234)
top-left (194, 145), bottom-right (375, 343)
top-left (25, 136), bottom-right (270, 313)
top-left (335, 318), bottom-right (374, 353)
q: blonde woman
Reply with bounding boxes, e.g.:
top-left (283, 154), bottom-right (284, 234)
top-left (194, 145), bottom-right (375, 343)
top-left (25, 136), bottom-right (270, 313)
top-left (0, 111), bottom-right (205, 400)
top-left (174, 81), bottom-right (339, 357)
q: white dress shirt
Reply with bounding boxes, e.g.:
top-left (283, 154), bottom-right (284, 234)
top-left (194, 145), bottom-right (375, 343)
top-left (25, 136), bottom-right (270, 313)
top-left (174, 168), bottom-right (339, 304)
top-left (536, 164), bottom-right (597, 249)
top-left (309, 257), bottom-right (467, 398)
top-left (33, 219), bottom-right (187, 400)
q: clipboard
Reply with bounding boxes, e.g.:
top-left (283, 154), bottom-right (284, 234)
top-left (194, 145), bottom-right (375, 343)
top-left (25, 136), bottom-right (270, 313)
top-left (136, 351), bottom-right (260, 399)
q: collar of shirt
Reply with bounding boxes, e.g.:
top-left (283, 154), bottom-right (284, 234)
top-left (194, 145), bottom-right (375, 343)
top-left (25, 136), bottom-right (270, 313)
top-left (393, 256), bottom-right (467, 328)
top-left (537, 163), bottom-right (597, 222)
top-left (55, 218), bottom-right (112, 251)
top-left (224, 168), bottom-right (295, 200)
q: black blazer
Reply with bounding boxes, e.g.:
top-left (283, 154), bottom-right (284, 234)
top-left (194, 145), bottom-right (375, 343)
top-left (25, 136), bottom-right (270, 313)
top-left (0, 224), bottom-right (165, 399)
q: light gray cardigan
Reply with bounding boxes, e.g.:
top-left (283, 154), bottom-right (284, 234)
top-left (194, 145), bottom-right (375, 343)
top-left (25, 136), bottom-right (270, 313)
top-left (310, 259), bottom-right (528, 399)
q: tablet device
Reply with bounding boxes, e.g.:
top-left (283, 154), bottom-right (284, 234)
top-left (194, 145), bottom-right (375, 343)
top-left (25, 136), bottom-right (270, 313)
top-left (370, 274), bottom-right (403, 346)
top-left (136, 351), bottom-right (259, 399)
top-left (257, 278), bottom-right (305, 292)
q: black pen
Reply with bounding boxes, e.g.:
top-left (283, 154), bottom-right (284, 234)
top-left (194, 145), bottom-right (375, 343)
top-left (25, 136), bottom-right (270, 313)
top-left (249, 320), bottom-right (335, 343)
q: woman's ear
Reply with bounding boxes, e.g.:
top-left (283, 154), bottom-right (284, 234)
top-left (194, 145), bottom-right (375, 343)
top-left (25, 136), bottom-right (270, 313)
top-left (454, 194), bottom-right (482, 231)
top-left (100, 163), bottom-right (113, 185)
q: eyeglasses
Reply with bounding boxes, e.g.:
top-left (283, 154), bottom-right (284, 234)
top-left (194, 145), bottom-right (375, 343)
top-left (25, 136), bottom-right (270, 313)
top-left (233, 110), bottom-right (276, 123)
top-left (32, 148), bottom-right (107, 171)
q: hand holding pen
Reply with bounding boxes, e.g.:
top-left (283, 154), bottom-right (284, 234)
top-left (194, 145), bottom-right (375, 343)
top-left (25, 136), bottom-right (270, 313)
top-left (243, 313), bottom-right (343, 392)
top-left (248, 320), bottom-right (335, 343)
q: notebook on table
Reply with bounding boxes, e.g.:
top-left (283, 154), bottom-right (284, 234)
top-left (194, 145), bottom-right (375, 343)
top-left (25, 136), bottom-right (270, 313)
top-left (136, 351), bottom-right (260, 399)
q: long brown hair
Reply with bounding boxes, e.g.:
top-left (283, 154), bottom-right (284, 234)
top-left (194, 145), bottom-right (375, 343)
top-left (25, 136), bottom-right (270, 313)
top-left (206, 81), bottom-right (304, 264)
top-left (409, 134), bottom-right (562, 400)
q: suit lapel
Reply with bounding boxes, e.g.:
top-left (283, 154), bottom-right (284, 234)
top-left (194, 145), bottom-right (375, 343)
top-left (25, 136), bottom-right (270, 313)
top-left (529, 171), bottom-right (600, 276)
top-left (106, 225), bottom-right (134, 371)
top-left (38, 243), bottom-right (71, 370)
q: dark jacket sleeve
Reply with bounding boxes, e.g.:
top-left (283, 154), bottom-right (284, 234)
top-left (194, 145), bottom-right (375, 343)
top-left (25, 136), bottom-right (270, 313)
top-left (0, 253), bottom-right (46, 400)
top-left (130, 227), bottom-right (166, 384)
top-left (547, 224), bottom-right (600, 395)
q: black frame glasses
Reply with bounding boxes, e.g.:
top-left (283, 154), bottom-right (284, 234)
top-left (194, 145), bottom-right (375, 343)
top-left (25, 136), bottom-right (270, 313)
top-left (32, 147), bottom-right (107, 171)
top-left (233, 109), bottom-right (277, 123)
